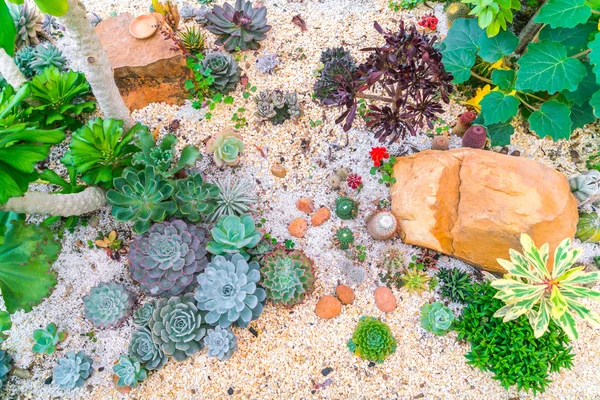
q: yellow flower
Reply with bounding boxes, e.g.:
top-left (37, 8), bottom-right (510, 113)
top-left (490, 59), bottom-right (509, 70)
top-left (462, 84), bottom-right (491, 112)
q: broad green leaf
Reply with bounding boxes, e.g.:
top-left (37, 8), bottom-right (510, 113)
top-left (554, 310), bottom-right (578, 340)
top-left (175, 145), bottom-right (202, 172)
top-left (538, 22), bottom-right (597, 56)
top-left (486, 121), bottom-right (514, 146)
top-left (532, 298), bottom-right (551, 338)
top-left (480, 91), bottom-right (519, 124)
top-left (491, 69), bottom-right (515, 90)
top-left (591, 90), bottom-right (600, 118)
top-left (477, 29), bottom-right (518, 62)
top-left (535, 0), bottom-right (592, 29)
top-left (570, 101), bottom-right (596, 129)
top-left (441, 18), bottom-right (482, 54)
top-left (550, 285), bottom-right (569, 319)
top-left (568, 298), bottom-right (600, 328)
top-left (519, 233), bottom-right (551, 279)
top-left (528, 100), bottom-right (572, 141)
top-left (588, 34), bottom-right (600, 84)
top-left (562, 63), bottom-right (600, 106)
top-left (441, 50), bottom-right (476, 83)
top-left (34, 0), bottom-right (69, 16)
top-left (0, 0), bottom-right (16, 56)
top-left (516, 40), bottom-right (586, 94)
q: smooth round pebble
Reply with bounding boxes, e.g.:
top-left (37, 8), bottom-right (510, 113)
top-left (315, 296), bottom-right (342, 319)
top-left (336, 284), bottom-right (355, 305)
top-left (374, 286), bottom-right (397, 313)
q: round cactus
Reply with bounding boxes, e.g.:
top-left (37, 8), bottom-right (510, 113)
top-left (261, 248), bottom-right (315, 306)
top-left (576, 212), bottom-right (600, 243)
top-left (83, 282), bottom-right (134, 328)
top-left (445, 2), bottom-right (471, 27)
top-left (52, 351), bottom-right (93, 390)
top-left (462, 126), bottom-right (487, 149)
top-left (420, 302), bottom-right (454, 335)
top-left (148, 293), bottom-right (206, 362)
top-left (366, 211), bottom-right (398, 240)
top-left (129, 220), bottom-right (209, 298)
top-left (347, 316), bottom-right (396, 363)
top-left (195, 254), bottom-right (266, 328)
top-left (128, 327), bottom-right (167, 371)
top-left (431, 136), bottom-right (449, 151)
top-left (204, 326), bottom-right (238, 361)
top-left (452, 111), bottom-right (476, 136)
top-left (334, 227), bottom-right (355, 250)
top-left (335, 196), bottom-right (358, 220)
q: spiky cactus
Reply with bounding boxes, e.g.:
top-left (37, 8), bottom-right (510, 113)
top-left (366, 211), bottom-right (398, 240)
top-left (335, 196), bottom-right (358, 220)
top-left (334, 227), bottom-right (354, 250)
top-left (261, 248), bottom-right (315, 306)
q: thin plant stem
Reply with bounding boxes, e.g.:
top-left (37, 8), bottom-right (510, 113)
top-left (471, 71), bottom-right (493, 84)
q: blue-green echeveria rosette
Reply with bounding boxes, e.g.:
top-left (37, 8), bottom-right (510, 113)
top-left (0, 350), bottom-right (12, 390)
top-left (83, 282), bottom-right (134, 328)
top-left (32, 322), bottom-right (67, 355)
top-left (148, 293), bottom-right (206, 362)
top-left (128, 327), bottom-right (167, 371)
top-left (204, 326), bottom-right (238, 360)
top-left (52, 351), bottom-right (93, 390)
top-left (133, 302), bottom-right (155, 327)
top-left (112, 355), bottom-right (147, 388)
top-left (420, 302), bottom-right (454, 336)
top-left (206, 213), bottom-right (262, 260)
top-left (129, 220), bottom-right (209, 297)
top-left (195, 253), bottom-right (266, 328)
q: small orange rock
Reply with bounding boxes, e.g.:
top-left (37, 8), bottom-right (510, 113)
top-left (296, 198), bottom-right (315, 214)
top-left (336, 284), bottom-right (355, 305)
top-left (113, 375), bottom-right (132, 395)
top-left (315, 295), bottom-right (342, 319)
top-left (271, 164), bottom-right (287, 178)
top-left (288, 218), bottom-right (308, 238)
top-left (311, 207), bottom-right (331, 226)
top-left (374, 286), bottom-right (397, 313)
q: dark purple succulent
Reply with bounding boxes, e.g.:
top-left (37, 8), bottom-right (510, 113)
top-left (129, 220), bottom-right (209, 297)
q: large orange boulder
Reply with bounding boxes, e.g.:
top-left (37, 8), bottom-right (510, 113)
top-left (95, 13), bottom-right (191, 110)
top-left (390, 149), bottom-right (578, 273)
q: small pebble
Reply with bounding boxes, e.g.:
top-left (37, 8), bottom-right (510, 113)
top-left (374, 286), bottom-right (397, 313)
top-left (368, 362), bottom-right (376, 367)
top-left (288, 218), bottom-right (308, 238)
top-left (228, 387), bottom-right (234, 396)
top-left (315, 296), bottom-right (341, 319)
top-left (249, 327), bottom-right (259, 337)
top-left (296, 198), bottom-right (315, 214)
top-left (311, 207), bottom-right (331, 226)
top-left (44, 376), bottom-right (53, 385)
top-left (336, 284), bottom-right (355, 305)
top-left (321, 367), bottom-right (333, 376)
top-left (271, 163), bottom-right (287, 178)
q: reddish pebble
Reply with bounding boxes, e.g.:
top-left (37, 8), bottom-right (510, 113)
top-left (315, 296), bottom-right (342, 319)
top-left (374, 286), bottom-right (397, 312)
top-left (288, 218), bottom-right (308, 238)
top-left (336, 284), bottom-right (355, 305)
top-left (113, 375), bottom-right (131, 395)
top-left (311, 207), bottom-right (331, 226)
top-left (296, 198), bottom-right (315, 214)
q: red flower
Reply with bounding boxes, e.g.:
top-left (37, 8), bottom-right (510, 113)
top-left (347, 174), bottom-right (363, 190)
top-left (370, 147), bottom-right (389, 167)
top-left (418, 14), bottom-right (438, 30)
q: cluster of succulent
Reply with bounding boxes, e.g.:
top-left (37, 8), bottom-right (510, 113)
top-left (204, 326), bottom-right (238, 361)
top-left (206, 0), bottom-right (271, 51)
top-left (347, 316), bottom-right (396, 363)
top-left (261, 248), bottom-right (315, 306)
top-left (133, 302), bottom-right (155, 328)
top-left (328, 167), bottom-right (350, 190)
top-left (41, 14), bottom-right (62, 34)
top-left (420, 302), bottom-right (454, 336)
top-left (255, 52), bottom-right (278, 74)
top-left (177, 26), bottom-right (205, 54)
top-left (209, 176), bottom-right (257, 222)
top-left (83, 282), bottom-right (134, 328)
top-left (335, 196), bottom-right (358, 220)
top-left (15, 42), bottom-right (67, 78)
top-left (179, 4), bottom-right (210, 23)
top-left (255, 90), bottom-right (301, 125)
top-left (32, 323), bottom-right (67, 355)
top-left (206, 214), bottom-right (262, 260)
top-left (313, 47), bottom-right (356, 102)
top-left (52, 351), bottom-right (93, 390)
top-left (200, 52), bottom-right (241, 94)
top-left (113, 355), bottom-right (147, 389)
top-left (414, 249), bottom-right (439, 270)
top-left (401, 268), bottom-right (431, 294)
top-left (437, 268), bottom-right (473, 304)
top-left (128, 327), bottom-right (167, 370)
top-left (174, 174), bottom-right (220, 222)
top-left (206, 129), bottom-right (245, 167)
top-left (340, 260), bottom-right (366, 286)
top-left (0, 350), bottom-right (12, 390)
top-left (8, 1), bottom-right (45, 48)
top-left (247, 236), bottom-right (276, 263)
top-left (378, 247), bottom-right (405, 289)
top-left (366, 211), bottom-right (397, 240)
top-left (195, 254), bottom-right (266, 328)
top-left (14, 46), bottom-right (36, 77)
top-left (129, 220), bottom-right (209, 297)
top-left (333, 227), bottom-right (354, 250)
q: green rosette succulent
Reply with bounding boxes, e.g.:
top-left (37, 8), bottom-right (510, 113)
top-left (347, 316), bottom-right (396, 363)
top-left (112, 355), bottom-right (147, 388)
top-left (204, 326), bottom-right (238, 360)
top-left (206, 213), bottom-right (262, 260)
top-left (195, 253), bottom-right (266, 328)
top-left (420, 302), bottom-right (454, 335)
top-left (52, 351), bottom-right (93, 390)
top-left (0, 350), bottom-right (12, 390)
top-left (83, 282), bottom-right (134, 328)
top-left (335, 196), bottom-right (358, 220)
top-left (206, 129), bottom-right (244, 167)
top-left (148, 293), bottom-right (206, 362)
top-left (128, 327), bottom-right (167, 371)
top-left (106, 167), bottom-right (178, 234)
top-left (200, 52), bottom-right (241, 94)
top-left (30, 42), bottom-right (67, 75)
top-left (174, 173), bottom-right (220, 222)
top-left (261, 248), bottom-right (315, 306)
top-left (14, 46), bottom-right (35, 77)
top-left (133, 302), bottom-right (155, 328)
top-left (32, 322), bottom-right (67, 355)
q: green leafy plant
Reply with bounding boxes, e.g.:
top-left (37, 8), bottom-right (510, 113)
top-left (106, 167), bottom-right (177, 234)
top-left (32, 322), bottom-right (66, 355)
top-left (178, 25), bottom-right (205, 54)
top-left (30, 42), bottom-right (67, 75)
top-left (52, 351), bottom-right (93, 390)
top-left (206, 213), bottom-right (262, 260)
top-left (437, 268), bottom-right (473, 303)
top-left (27, 67), bottom-right (96, 129)
top-left (83, 282), bottom-right (134, 328)
top-left (255, 90), bottom-right (301, 125)
top-left (14, 45), bottom-right (35, 77)
top-left (491, 233), bottom-right (600, 340)
top-left (66, 118), bottom-right (142, 188)
top-left (420, 302), bottom-right (454, 335)
top-left (461, 0), bottom-right (521, 37)
top-left (112, 355), bottom-right (147, 388)
top-left (441, 14), bottom-right (600, 145)
top-left (347, 316), bottom-right (397, 363)
top-left (401, 268), bottom-right (432, 294)
top-left (261, 248), bottom-right (315, 306)
top-left (456, 281), bottom-right (574, 394)
top-left (0, 311), bottom-right (11, 344)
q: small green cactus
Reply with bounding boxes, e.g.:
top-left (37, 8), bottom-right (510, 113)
top-left (445, 2), bottom-right (471, 27)
top-left (347, 316), bottom-right (396, 363)
top-left (335, 196), bottom-right (358, 220)
top-left (112, 355), bottom-right (147, 388)
top-left (32, 323), bottom-right (67, 355)
top-left (334, 227), bottom-right (354, 250)
top-left (420, 302), bottom-right (454, 335)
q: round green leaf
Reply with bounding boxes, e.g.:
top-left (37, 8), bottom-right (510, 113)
top-left (480, 91), bottom-right (520, 125)
top-left (516, 40), bottom-right (586, 94)
top-left (528, 100), bottom-right (572, 141)
top-left (478, 30), bottom-right (518, 62)
top-left (441, 18), bottom-right (482, 54)
top-left (486, 121), bottom-right (514, 146)
top-left (588, 34), bottom-right (600, 84)
top-left (33, 0), bottom-right (69, 16)
top-left (562, 62), bottom-right (600, 106)
top-left (534, 0), bottom-right (592, 29)
top-left (570, 101), bottom-right (596, 129)
top-left (441, 50), bottom-right (475, 83)
top-left (538, 22), bottom-right (597, 56)
top-left (491, 69), bottom-right (515, 90)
